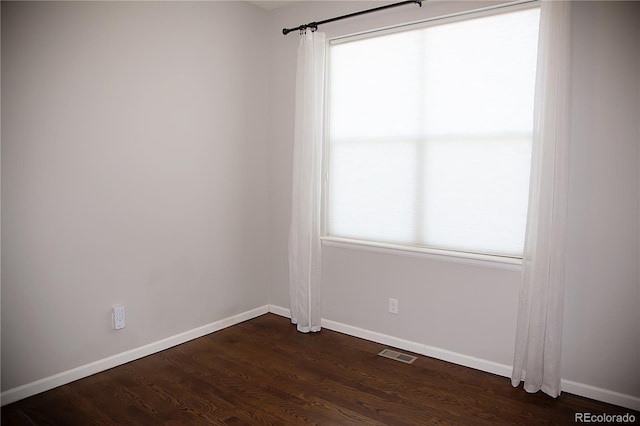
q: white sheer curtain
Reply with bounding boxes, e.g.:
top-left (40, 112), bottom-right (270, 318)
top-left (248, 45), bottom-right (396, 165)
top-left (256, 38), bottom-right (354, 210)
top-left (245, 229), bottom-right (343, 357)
top-left (511, 0), bottom-right (572, 397)
top-left (288, 30), bottom-right (325, 333)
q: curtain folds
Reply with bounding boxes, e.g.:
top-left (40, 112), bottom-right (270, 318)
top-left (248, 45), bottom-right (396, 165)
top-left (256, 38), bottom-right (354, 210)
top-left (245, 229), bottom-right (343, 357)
top-left (511, 0), bottom-right (572, 397)
top-left (288, 31), bottom-right (326, 333)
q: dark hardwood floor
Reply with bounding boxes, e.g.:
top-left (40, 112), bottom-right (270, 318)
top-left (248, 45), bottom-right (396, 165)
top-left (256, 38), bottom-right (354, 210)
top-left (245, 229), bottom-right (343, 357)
top-left (2, 313), bottom-right (637, 425)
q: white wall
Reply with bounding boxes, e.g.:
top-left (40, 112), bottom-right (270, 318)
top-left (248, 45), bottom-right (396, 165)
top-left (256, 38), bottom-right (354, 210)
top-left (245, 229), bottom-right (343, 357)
top-left (563, 0), bottom-right (640, 398)
top-left (1, 1), bottom-right (270, 391)
top-left (267, 0), bottom-right (640, 405)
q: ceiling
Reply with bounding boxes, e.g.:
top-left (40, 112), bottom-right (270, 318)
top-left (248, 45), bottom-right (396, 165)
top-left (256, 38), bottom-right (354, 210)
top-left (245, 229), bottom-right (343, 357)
top-left (246, 1), bottom-right (297, 10)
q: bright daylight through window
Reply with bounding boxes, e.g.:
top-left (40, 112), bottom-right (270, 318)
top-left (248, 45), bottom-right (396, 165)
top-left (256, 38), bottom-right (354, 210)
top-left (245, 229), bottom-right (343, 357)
top-left (325, 6), bottom-right (541, 259)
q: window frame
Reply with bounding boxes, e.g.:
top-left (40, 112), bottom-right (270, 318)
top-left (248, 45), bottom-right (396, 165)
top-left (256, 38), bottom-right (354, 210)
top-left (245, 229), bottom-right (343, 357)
top-left (321, 1), bottom-right (541, 268)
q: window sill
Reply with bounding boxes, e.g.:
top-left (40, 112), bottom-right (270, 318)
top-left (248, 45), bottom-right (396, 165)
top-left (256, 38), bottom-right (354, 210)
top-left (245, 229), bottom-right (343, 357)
top-left (320, 237), bottom-right (522, 272)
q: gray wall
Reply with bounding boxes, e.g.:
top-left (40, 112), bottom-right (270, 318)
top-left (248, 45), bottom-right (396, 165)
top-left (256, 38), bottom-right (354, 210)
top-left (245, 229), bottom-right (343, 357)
top-left (267, 1), bottom-right (640, 399)
top-left (2, 1), bottom-right (270, 391)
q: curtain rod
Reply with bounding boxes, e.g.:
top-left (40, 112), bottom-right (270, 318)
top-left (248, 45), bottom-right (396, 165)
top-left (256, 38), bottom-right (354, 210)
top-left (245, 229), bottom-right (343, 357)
top-left (282, 0), bottom-right (423, 35)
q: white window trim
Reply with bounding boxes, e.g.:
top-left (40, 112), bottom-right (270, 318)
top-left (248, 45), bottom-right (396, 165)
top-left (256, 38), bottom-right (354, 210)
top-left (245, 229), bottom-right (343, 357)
top-left (329, 0), bottom-right (540, 45)
top-left (321, 0), bottom-right (540, 269)
top-left (321, 236), bottom-right (522, 271)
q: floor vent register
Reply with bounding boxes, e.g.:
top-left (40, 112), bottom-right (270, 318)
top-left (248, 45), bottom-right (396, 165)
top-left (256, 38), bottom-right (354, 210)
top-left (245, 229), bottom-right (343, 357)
top-left (378, 349), bottom-right (417, 364)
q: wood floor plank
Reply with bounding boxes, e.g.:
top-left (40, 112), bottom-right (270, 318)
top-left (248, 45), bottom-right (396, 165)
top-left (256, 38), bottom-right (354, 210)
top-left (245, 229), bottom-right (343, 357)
top-left (157, 347), bottom-right (324, 424)
top-left (2, 314), bottom-right (638, 425)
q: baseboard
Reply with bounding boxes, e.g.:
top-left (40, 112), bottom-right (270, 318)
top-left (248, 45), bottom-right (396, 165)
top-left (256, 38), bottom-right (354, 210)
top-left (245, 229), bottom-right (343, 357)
top-left (5, 305), bottom-right (638, 411)
top-left (268, 304), bottom-right (292, 319)
top-left (268, 305), bottom-right (640, 411)
top-left (560, 379), bottom-right (640, 412)
top-left (1, 305), bottom-right (269, 406)
top-left (324, 318), bottom-right (515, 377)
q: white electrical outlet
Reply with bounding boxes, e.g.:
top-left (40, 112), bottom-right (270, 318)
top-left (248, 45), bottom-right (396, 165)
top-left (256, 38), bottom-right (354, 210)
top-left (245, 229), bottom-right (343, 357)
top-left (113, 306), bottom-right (126, 330)
top-left (388, 298), bottom-right (398, 314)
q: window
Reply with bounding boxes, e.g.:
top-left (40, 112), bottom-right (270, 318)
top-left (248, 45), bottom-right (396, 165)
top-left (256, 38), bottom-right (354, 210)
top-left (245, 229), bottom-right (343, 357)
top-left (324, 6), bottom-right (540, 259)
